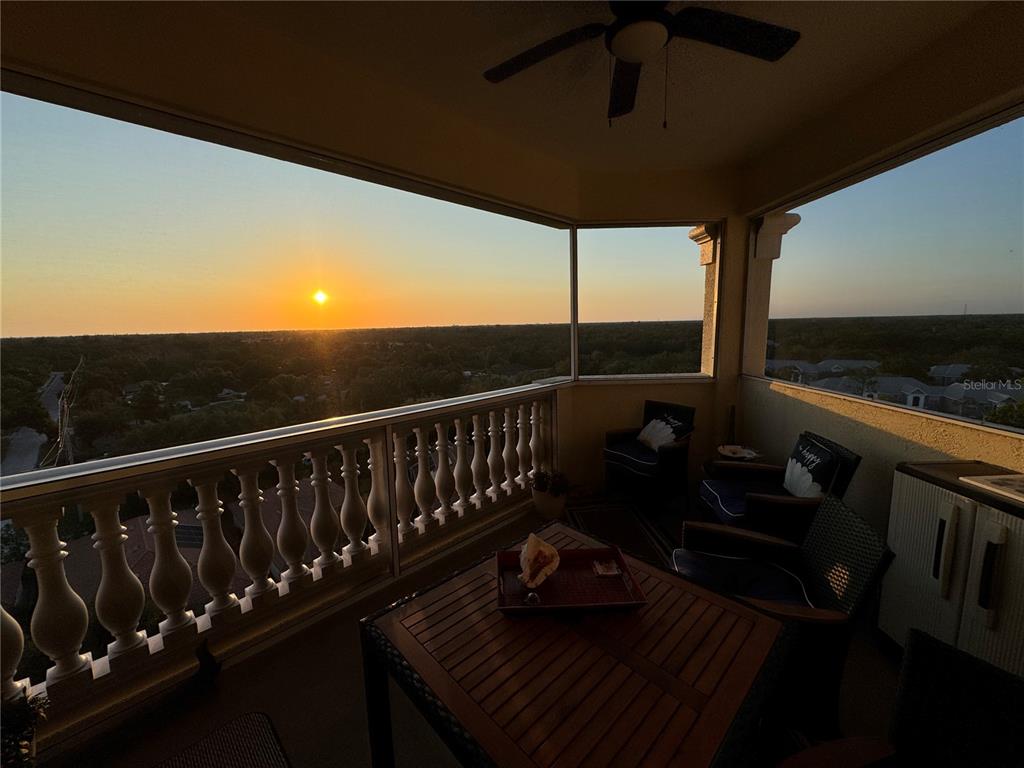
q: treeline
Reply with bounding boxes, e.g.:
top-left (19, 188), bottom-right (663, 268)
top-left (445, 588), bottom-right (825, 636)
top-left (767, 314), bottom-right (1024, 379)
top-left (2, 322), bottom-right (700, 464)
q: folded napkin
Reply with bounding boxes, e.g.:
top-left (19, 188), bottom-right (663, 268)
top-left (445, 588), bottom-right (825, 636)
top-left (518, 533), bottom-right (560, 588)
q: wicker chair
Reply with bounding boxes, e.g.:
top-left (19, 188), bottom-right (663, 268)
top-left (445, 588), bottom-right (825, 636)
top-left (698, 430), bottom-right (861, 542)
top-left (674, 495), bottom-right (893, 737)
top-left (780, 629), bottom-right (1024, 767)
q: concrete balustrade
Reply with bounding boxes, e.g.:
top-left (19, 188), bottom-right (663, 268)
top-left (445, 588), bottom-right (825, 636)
top-left (0, 387), bottom-right (556, 714)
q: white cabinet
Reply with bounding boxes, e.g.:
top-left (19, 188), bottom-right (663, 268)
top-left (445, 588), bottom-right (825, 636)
top-left (879, 464), bottom-right (1023, 676)
top-left (957, 503), bottom-right (1024, 675)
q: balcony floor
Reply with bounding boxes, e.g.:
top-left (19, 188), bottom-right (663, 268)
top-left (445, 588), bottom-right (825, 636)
top-left (42, 505), bottom-right (899, 768)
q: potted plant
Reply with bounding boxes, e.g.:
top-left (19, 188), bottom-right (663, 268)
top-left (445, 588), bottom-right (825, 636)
top-left (531, 470), bottom-right (568, 520)
top-left (2, 694), bottom-right (47, 768)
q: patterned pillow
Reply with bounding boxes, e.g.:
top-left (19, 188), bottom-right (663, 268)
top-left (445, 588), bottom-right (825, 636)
top-left (783, 436), bottom-right (838, 498)
top-left (637, 415), bottom-right (689, 450)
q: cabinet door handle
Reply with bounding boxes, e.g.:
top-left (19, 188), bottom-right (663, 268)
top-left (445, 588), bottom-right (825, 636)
top-left (976, 521), bottom-right (1007, 629)
top-left (933, 500), bottom-right (962, 599)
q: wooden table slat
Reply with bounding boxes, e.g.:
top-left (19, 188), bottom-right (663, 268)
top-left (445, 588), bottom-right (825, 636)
top-left (641, 704), bottom-right (700, 768)
top-left (476, 631), bottom-right (578, 710)
top-left (533, 664), bottom-right (644, 767)
top-left (399, 573), bottom-right (495, 634)
top-left (576, 681), bottom-right (663, 768)
top-left (467, 625), bottom-right (570, 699)
top-left (603, 691), bottom-right (682, 768)
top-left (680, 612), bottom-right (740, 686)
top-left (513, 653), bottom-right (619, 753)
top-left (696, 618), bottom-right (753, 696)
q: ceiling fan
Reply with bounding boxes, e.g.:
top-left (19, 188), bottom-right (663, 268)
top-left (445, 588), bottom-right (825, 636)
top-left (484, 2), bottom-right (800, 119)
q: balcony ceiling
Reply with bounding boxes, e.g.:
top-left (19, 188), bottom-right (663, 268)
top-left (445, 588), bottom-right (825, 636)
top-left (249, 1), bottom-right (983, 172)
top-left (1, 1), bottom-right (1017, 219)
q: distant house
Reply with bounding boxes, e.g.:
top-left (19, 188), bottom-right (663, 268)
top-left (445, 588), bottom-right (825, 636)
top-left (764, 358), bottom-right (880, 384)
top-left (929, 363), bottom-right (972, 385)
top-left (816, 359), bottom-right (880, 375)
top-left (121, 380), bottom-right (163, 404)
top-left (811, 375), bottom-right (943, 410)
top-left (764, 359), bottom-right (820, 383)
top-left (943, 381), bottom-right (1024, 419)
top-left (216, 388), bottom-right (246, 401)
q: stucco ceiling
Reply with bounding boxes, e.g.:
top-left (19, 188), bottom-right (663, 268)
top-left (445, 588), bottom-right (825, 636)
top-left (245, 1), bottom-right (986, 172)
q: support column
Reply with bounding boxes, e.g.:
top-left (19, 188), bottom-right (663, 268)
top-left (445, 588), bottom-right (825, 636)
top-left (742, 212), bottom-right (801, 376)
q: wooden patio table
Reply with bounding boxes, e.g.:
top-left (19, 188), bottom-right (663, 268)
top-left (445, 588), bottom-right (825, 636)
top-left (360, 522), bottom-right (784, 767)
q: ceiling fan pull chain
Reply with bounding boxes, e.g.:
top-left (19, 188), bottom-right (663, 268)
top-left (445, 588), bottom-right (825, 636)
top-left (663, 44), bottom-right (669, 130)
top-left (608, 51), bottom-right (614, 128)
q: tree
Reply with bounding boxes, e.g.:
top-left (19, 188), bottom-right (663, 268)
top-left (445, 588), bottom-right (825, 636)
top-left (133, 382), bottom-right (163, 422)
top-left (987, 401), bottom-right (1024, 430)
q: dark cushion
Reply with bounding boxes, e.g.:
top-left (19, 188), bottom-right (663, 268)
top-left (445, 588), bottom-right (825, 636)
top-left (700, 478), bottom-right (749, 522)
top-left (672, 549), bottom-right (810, 605)
top-left (783, 435), bottom-right (838, 498)
top-left (603, 438), bottom-right (660, 476)
top-left (700, 477), bottom-right (798, 524)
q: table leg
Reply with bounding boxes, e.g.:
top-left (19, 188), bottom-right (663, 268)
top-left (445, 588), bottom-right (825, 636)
top-left (361, 627), bottom-right (395, 768)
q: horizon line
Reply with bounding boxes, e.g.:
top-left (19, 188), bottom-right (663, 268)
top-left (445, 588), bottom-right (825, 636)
top-left (1, 311), bottom-right (1021, 341)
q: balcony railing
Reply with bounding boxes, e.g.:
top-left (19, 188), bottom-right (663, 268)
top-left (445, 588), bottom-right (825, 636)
top-left (0, 383), bottom-right (559, 726)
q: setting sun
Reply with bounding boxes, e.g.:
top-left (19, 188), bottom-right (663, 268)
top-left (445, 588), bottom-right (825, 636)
top-left (313, 290), bottom-right (328, 305)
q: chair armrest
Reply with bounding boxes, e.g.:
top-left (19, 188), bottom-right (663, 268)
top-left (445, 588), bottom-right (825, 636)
top-left (706, 460), bottom-right (786, 483)
top-left (745, 493), bottom-right (821, 513)
top-left (776, 737), bottom-right (895, 768)
top-left (682, 521), bottom-right (800, 560)
top-left (742, 597), bottom-right (850, 625)
top-left (604, 428), bottom-right (641, 447)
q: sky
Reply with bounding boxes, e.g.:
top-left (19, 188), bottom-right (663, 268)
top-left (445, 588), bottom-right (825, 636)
top-left (1, 93), bottom-right (1021, 337)
top-left (771, 117), bottom-right (1023, 318)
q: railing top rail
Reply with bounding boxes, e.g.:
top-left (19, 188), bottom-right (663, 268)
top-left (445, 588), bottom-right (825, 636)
top-left (0, 380), bottom-right (566, 512)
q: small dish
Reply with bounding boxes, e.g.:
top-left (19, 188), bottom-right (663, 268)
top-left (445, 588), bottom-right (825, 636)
top-left (718, 444), bottom-right (760, 460)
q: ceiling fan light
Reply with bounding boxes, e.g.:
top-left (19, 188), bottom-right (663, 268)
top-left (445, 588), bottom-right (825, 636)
top-left (609, 20), bottom-right (669, 64)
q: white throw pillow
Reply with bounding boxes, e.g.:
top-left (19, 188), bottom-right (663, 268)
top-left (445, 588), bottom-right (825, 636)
top-left (637, 419), bottom-right (676, 451)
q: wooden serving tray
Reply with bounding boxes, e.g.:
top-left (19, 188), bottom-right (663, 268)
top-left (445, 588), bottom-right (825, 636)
top-left (495, 546), bottom-right (647, 613)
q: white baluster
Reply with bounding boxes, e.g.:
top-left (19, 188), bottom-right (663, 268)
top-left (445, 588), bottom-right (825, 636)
top-left (2, 606), bottom-right (25, 701)
top-left (22, 511), bottom-right (90, 686)
top-left (530, 400), bottom-right (543, 478)
top-left (486, 411), bottom-right (503, 502)
top-left (516, 403), bottom-right (531, 489)
top-left (339, 442), bottom-right (370, 564)
top-left (413, 426), bottom-right (439, 532)
top-left (393, 430), bottom-right (417, 542)
top-left (306, 449), bottom-right (342, 577)
top-left (271, 457), bottom-right (312, 589)
top-left (141, 484), bottom-right (196, 642)
top-left (501, 406), bottom-right (518, 495)
top-left (87, 497), bottom-right (148, 667)
top-left (541, 399), bottom-right (553, 472)
top-left (453, 417), bottom-right (473, 516)
top-left (231, 466), bottom-right (278, 604)
top-left (365, 435), bottom-right (390, 555)
top-left (433, 422), bottom-right (455, 523)
top-left (470, 414), bottom-right (489, 509)
top-left (189, 476), bottom-right (241, 624)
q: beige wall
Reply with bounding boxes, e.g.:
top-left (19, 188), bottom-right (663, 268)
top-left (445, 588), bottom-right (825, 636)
top-left (739, 376), bottom-right (1024, 534)
top-left (556, 379), bottom-right (717, 495)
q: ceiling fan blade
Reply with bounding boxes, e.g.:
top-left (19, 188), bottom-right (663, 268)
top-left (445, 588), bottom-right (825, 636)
top-left (672, 7), bottom-right (799, 62)
top-left (607, 59), bottom-right (642, 119)
top-left (484, 23), bottom-right (607, 83)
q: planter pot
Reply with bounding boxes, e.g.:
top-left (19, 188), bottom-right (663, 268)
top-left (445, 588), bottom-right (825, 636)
top-left (532, 489), bottom-right (567, 520)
